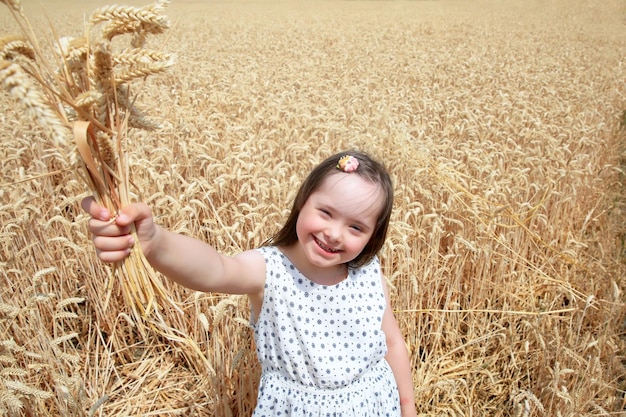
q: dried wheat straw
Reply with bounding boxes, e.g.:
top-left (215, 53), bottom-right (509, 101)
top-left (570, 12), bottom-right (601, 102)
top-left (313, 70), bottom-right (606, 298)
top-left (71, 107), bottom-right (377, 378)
top-left (55, 297), bottom-right (85, 310)
top-left (90, 41), bottom-right (113, 125)
top-left (1, 0), bottom-right (207, 387)
top-left (0, 61), bottom-right (69, 146)
top-left (114, 59), bottom-right (174, 84)
top-left (4, 380), bottom-right (53, 399)
top-left (116, 86), bottom-right (161, 130)
top-left (95, 131), bottom-right (117, 169)
top-left (0, 390), bottom-right (23, 413)
top-left (90, 5), bottom-right (168, 29)
top-left (88, 394), bottom-right (109, 416)
top-left (0, 303), bottom-right (19, 317)
top-left (0, 0), bottom-right (21, 13)
top-left (0, 36), bottom-right (35, 61)
top-left (113, 49), bottom-right (171, 66)
top-left (73, 89), bottom-right (99, 105)
top-left (102, 20), bottom-right (143, 41)
top-left (53, 312), bottom-right (79, 320)
top-left (60, 37), bottom-right (88, 75)
top-left (0, 368), bottom-right (28, 378)
top-left (1, 1), bottom-right (624, 415)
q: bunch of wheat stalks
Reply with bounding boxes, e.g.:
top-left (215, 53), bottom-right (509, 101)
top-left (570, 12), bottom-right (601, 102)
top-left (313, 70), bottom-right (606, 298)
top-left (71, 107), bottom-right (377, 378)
top-left (0, 0), bottom-right (205, 359)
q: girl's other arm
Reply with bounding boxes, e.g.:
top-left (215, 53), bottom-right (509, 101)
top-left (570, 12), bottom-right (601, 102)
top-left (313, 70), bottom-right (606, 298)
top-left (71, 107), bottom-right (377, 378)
top-left (381, 278), bottom-right (417, 417)
top-left (81, 197), bottom-right (266, 296)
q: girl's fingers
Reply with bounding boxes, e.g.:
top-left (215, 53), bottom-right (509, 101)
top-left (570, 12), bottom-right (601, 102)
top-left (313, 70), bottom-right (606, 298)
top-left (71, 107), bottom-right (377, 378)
top-left (92, 235), bottom-right (134, 252)
top-left (88, 217), bottom-right (132, 237)
top-left (81, 197), bottom-right (154, 263)
top-left (95, 248), bottom-right (132, 263)
top-left (117, 202), bottom-right (153, 226)
top-left (92, 234), bottom-right (134, 262)
top-left (81, 196), bottom-right (111, 221)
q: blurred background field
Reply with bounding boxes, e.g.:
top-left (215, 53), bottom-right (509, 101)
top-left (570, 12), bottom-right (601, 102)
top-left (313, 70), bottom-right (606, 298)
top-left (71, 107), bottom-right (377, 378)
top-left (1, 0), bottom-right (625, 415)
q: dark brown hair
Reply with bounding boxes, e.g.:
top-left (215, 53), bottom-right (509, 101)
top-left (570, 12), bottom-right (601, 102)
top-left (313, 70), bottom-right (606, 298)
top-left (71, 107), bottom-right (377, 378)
top-left (267, 150), bottom-right (393, 269)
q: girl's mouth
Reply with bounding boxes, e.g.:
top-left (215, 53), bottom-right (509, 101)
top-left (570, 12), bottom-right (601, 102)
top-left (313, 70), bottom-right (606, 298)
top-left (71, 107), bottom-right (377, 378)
top-left (314, 236), bottom-right (339, 253)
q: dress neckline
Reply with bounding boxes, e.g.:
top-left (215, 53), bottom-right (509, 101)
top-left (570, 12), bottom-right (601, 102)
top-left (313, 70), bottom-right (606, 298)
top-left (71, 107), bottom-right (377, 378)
top-left (276, 246), bottom-right (349, 287)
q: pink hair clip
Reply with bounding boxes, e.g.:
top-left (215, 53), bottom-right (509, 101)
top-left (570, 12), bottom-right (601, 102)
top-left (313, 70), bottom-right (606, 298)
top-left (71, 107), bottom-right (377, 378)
top-left (337, 155), bottom-right (359, 173)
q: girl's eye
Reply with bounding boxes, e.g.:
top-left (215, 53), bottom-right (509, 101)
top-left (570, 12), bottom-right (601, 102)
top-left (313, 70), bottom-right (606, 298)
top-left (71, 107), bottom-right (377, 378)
top-left (350, 225), bottom-right (363, 232)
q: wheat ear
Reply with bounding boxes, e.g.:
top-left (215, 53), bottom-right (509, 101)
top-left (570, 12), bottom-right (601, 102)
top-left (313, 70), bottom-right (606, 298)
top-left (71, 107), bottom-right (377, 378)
top-left (0, 61), bottom-right (70, 146)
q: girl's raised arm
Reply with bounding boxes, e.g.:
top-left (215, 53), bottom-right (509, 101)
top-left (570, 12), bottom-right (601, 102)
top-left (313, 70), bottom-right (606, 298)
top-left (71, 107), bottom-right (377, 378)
top-left (81, 197), bottom-right (266, 296)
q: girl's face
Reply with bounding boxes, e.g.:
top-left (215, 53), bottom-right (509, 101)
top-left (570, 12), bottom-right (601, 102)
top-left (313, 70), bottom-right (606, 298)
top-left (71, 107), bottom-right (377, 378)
top-left (294, 173), bottom-right (383, 272)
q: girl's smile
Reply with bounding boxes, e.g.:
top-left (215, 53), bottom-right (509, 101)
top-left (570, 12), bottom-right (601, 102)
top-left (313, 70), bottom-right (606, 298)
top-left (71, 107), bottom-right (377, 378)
top-left (313, 235), bottom-right (340, 254)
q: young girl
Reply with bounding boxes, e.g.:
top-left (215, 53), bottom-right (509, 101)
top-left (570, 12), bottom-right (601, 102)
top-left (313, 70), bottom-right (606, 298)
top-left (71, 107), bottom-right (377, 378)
top-left (82, 150), bottom-right (417, 416)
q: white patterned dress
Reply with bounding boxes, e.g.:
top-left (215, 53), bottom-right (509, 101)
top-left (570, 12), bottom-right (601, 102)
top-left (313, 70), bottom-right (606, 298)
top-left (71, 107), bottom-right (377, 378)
top-left (251, 246), bottom-right (401, 416)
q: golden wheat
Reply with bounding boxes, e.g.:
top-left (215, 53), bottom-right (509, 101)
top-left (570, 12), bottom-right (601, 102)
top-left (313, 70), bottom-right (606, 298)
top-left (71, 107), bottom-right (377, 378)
top-left (0, 36), bottom-right (34, 61)
top-left (0, 61), bottom-right (69, 145)
top-left (90, 5), bottom-right (168, 28)
top-left (0, 0), bottom-right (21, 13)
top-left (0, 0), bottom-right (624, 415)
top-left (3, 1), bottom-right (198, 359)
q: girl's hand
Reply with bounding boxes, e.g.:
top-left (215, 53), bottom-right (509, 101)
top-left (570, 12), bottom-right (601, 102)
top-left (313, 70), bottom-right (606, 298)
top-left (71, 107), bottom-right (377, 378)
top-left (81, 197), bottom-right (158, 262)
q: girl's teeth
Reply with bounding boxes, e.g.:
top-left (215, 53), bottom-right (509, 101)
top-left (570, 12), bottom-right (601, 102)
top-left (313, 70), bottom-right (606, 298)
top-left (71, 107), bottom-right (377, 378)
top-left (316, 238), bottom-right (337, 253)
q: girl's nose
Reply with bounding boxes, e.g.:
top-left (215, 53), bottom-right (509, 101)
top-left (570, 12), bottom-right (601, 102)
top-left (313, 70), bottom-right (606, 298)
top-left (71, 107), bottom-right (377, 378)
top-left (324, 222), bottom-right (342, 243)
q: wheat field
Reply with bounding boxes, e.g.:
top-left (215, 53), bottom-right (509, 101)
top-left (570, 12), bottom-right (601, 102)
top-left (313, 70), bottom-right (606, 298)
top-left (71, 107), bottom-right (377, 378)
top-left (1, 0), bottom-right (625, 416)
